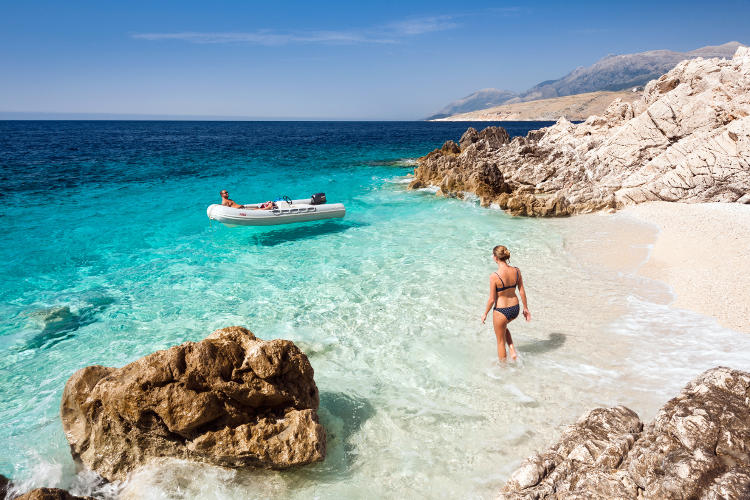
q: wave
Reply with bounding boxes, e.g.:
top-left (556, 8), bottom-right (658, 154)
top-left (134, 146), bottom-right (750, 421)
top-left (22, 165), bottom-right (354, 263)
top-left (365, 158), bottom-right (418, 167)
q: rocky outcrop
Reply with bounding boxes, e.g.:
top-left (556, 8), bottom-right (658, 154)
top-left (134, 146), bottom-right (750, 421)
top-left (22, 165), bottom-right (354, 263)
top-left (60, 326), bottom-right (325, 481)
top-left (410, 47), bottom-right (750, 216)
top-left (501, 366), bottom-right (750, 499)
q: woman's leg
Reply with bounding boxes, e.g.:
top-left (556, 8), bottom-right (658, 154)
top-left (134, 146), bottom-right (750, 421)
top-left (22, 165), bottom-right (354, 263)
top-left (506, 326), bottom-right (517, 360)
top-left (492, 310), bottom-right (509, 362)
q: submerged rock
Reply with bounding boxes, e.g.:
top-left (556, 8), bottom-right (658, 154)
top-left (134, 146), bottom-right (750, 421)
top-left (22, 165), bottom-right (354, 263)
top-left (60, 326), bottom-right (326, 481)
top-left (1, 474), bottom-right (9, 497)
top-left (411, 47), bottom-right (750, 216)
top-left (500, 366), bottom-right (750, 499)
top-left (14, 488), bottom-right (94, 500)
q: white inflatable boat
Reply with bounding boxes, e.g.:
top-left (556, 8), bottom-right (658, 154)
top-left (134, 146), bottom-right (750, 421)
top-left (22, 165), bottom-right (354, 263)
top-left (207, 196), bottom-right (345, 227)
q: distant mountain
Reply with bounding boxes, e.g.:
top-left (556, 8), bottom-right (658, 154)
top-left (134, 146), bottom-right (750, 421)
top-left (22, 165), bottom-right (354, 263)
top-left (520, 41), bottom-right (743, 101)
top-left (429, 90), bottom-right (641, 122)
top-left (428, 41), bottom-right (744, 119)
top-left (425, 88), bottom-right (518, 120)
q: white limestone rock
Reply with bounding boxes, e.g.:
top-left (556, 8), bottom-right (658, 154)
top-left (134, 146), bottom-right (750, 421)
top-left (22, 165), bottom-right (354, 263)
top-left (411, 47), bottom-right (750, 216)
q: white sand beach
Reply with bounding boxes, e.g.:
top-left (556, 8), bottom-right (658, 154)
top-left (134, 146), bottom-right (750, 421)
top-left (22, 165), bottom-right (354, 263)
top-left (621, 202), bottom-right (750, 333)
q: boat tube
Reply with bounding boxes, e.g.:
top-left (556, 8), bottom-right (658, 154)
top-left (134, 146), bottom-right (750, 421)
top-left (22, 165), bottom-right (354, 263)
top-left (207, 197), bottom-right (346, 227)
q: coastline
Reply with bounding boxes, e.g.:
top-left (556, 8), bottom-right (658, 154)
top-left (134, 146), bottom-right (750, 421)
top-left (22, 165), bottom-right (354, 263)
top-left (429, 90), bottom-right (640, 122)
top-left (620, 201), bottom-right (750, 333)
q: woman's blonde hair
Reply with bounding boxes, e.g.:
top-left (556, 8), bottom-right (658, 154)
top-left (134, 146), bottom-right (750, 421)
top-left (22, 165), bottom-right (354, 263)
top-left (493, 245), bottom-right (511, 261)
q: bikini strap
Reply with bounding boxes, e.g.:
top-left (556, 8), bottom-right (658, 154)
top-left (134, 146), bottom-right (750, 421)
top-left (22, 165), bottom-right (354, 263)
top-left (494, 271), bottom-right (505, 288)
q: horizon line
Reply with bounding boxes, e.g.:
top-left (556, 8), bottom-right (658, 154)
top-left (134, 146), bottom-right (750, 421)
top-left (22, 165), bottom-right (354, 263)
top-left (0, 111), bottom-right (430, 122)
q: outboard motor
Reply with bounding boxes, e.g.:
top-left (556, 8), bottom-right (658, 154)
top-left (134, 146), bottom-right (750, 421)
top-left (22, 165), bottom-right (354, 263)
top-left (311, 192), bottom-right (326, 205)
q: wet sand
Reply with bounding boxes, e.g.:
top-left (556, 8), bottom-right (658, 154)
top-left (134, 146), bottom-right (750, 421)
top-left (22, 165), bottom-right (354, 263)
top-left (621, 202), bottom-right (750, 333)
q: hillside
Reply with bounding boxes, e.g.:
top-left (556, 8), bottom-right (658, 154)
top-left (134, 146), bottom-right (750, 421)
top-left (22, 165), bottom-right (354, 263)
top-left (520, 41), bottom-right (743, 101)
top-left (426, 88), bottom-right (517, 120)
top-left (430, 90), bottom-right (640, 122)
top-left (427, 41), bottom-right (744, 119)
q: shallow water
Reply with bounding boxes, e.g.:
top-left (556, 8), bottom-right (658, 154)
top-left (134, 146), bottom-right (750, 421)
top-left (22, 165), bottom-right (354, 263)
top-left (1, 121), bottom-right (749, 499)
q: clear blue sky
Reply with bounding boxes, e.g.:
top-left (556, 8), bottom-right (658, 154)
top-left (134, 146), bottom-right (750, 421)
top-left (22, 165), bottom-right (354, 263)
top-left (1, 0), bottom-right (748, 119)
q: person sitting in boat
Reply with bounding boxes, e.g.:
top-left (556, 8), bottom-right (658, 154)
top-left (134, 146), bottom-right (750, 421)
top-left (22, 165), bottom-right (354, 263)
top-left (220, 190), bottom-right (274, 210)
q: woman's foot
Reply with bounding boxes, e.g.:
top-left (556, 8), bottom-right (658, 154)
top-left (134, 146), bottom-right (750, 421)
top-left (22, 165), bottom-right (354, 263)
top-left (508, 344), bottom-right (518, 361)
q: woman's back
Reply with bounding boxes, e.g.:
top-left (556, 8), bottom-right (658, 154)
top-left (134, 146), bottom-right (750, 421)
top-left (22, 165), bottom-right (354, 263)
top-left (493, 266), bottom-right (520, 307)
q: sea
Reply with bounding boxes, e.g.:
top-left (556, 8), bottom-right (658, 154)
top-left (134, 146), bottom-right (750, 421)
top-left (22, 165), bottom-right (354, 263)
top-left (1, 121), bottom-right (749, 499)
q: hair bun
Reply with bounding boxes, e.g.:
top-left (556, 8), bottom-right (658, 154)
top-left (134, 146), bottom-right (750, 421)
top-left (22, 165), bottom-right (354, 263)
top-left (493, 245), bottom-right (511, 261)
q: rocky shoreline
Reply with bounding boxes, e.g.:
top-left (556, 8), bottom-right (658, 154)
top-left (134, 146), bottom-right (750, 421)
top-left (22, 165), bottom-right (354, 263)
top-left (409, 47), bottom-right (750, 216)
top-left (2, 331), bottom-right (750, 498)
top-left (500, 367), bottom-right (750, 499)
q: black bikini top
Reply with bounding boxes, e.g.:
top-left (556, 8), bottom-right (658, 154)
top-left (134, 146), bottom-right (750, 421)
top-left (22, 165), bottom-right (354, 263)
top-left (495, 268), bottom-right (519, 292)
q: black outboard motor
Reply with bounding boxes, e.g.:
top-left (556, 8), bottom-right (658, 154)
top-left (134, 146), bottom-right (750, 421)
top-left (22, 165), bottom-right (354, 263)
top-left (311, 192), bottom-right (326, 205)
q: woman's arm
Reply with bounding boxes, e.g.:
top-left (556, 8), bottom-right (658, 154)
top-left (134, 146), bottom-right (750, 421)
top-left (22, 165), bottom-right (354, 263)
top-left (481, 276), bottom-right (497, 323)
top-left (518, 269), bottom-right (531, 321)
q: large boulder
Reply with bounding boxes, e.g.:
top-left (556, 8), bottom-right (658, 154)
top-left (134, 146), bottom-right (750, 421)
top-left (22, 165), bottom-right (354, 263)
top-left (501, 366), bottom-right (750, 498)
top-left (411, 47), bottom-right (750, 216)
top-left (60, 326), bottom-right (326, 481)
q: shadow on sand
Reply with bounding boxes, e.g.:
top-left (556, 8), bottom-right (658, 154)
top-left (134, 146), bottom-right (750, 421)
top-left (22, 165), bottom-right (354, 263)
top-left (248, 220), bottom-right (364, 247)
top-left (518, 332), bottom-right (566, 355)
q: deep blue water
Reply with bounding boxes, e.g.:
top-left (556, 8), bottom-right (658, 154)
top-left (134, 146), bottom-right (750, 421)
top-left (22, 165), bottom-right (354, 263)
top-left (0, 121), bottom-right (549, 195)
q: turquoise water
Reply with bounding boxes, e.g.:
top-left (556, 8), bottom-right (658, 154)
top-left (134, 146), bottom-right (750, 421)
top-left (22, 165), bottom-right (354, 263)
top-left (2, 121), bottom-right (750, 499)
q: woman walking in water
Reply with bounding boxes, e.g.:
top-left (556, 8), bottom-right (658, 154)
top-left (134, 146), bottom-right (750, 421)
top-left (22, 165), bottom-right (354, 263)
top-left (481, 245), bottom-right (531, 362)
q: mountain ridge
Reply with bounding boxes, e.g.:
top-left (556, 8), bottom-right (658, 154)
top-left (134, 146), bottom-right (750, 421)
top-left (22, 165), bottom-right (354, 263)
top-left (427, 41), bottom-right (744, 120)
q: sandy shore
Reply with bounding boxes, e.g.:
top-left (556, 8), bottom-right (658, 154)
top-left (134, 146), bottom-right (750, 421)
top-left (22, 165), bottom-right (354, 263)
top-left (620, 202), bottom-right (750, 333)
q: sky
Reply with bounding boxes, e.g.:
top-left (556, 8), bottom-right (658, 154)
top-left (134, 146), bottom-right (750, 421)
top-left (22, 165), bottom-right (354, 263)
top-left (1, 0), bottom-right (748, 119)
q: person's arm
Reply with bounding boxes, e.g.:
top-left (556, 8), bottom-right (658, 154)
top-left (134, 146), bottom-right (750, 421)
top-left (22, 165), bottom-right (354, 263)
top-left (518, 269), bottom-right (531, 321)
top-left (481, 276), bottom-right (497, 323)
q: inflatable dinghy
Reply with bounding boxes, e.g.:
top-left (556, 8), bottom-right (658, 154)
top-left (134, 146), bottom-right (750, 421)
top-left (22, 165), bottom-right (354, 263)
top-left (207, 195), bottom-right (345, 227)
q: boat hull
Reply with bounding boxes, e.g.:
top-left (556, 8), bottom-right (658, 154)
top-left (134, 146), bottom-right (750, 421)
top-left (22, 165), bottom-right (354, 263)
top-left (207, 199), bottom-right (346, 227)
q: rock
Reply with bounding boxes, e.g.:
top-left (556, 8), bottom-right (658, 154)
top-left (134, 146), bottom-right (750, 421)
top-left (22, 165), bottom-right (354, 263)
top-left (500, 366), bottom-right (750, 499)
top-left (15, 488), bottom-right (94, 500)
top-left (60, 326), bottom-right (326, 481)
top-left (1, 474), bottom-right (10, 497)
top-left (440, 140), bottom-right (461, 155)
top-left (478, 126), bottom-right (511, 149)
top-left (410, 47), bottom-right (750, 216)
top-left (459, 127), bottom-right (479, 150)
